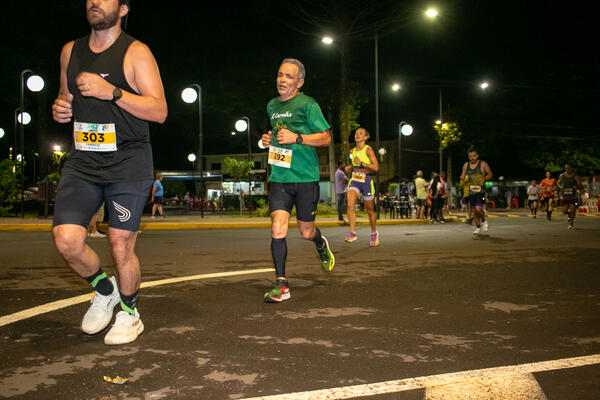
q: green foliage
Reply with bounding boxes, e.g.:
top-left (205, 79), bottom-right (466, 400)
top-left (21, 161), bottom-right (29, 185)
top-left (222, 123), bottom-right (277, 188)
top-left (252, 199), bottom-right (335, 217)
top-left (433, 122), bottom-right (462, 149)
top-left (253, 198), bottom-right (270, 217)
top-left (163, 180), bottom-right (186, 197)
top-left (47, 151), bottom-right (67, 183)
top-left (0, 158), bottom-right (21, 216)
top-left (523, 143), bottom-right (600, 176)
top-left (223, 157), bottom-right (254, 180)
top-left (387, 183), bottom-right (398, 194)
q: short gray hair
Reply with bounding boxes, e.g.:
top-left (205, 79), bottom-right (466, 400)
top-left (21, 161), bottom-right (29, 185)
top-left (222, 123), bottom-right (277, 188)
top-left (281, 58), bottom-right (305, 80)
top-left (416, 170), bottom-right (423, 177)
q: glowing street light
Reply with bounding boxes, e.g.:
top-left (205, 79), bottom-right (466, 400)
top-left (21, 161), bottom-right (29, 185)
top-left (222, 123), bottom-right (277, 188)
top-left (26, 75), bottom-right (45, 92)
top-left (0, 128), bottom-right (5, 139)
top-left (322, 36), bottom-right (334, 45)
top-left (17, 112), bottom-right (32, 125)
top-left (425, 8), bottom-right (439, 18)
top-left (480, 81), bottom-right (490, 90)
top-left (187, 153), bottom-right (197, 162)
top-left (392, 83), bottom-right (401, 92)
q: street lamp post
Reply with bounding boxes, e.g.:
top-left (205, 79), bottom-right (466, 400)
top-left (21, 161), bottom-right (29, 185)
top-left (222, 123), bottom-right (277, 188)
top-left (235, 116), bottom-right (253, 199)
top-left (19, 70), bottom-right (44, 217)
top-left (398, 122), bottom-right (413, 183)
top-left (182, 84), bottom-right (203, 218)
top-left (234, 117), bottom-right (252, 162)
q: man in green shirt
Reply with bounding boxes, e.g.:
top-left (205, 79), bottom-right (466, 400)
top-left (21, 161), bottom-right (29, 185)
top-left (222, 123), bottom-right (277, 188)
top-left (260, 58), bottom-right (335, 303)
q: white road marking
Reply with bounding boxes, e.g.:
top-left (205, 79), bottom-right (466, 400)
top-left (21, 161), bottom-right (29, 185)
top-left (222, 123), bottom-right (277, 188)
top-left (0, 268), bottom-right (273, 327)
top-left (239, 354), bottom-right (600, 400)
top-left (425, 372), bottom-right (546, 399)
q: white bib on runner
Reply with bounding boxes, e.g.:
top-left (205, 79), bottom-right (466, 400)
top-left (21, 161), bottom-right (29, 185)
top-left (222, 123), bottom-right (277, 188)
top-left (563, 188), bottom-right (574, 195)
top-left (74, 122), bottom-right (117, 152)
top-left (470, 185), bottom-right (482, 192)
top-left (268, 145), bottom-right (292, 168)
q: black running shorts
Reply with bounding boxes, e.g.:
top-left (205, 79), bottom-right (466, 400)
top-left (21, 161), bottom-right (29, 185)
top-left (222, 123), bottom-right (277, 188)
top-left (268, 182), bottom-right (319, 222)
top-left (53, 174), bottom-right (152, 232)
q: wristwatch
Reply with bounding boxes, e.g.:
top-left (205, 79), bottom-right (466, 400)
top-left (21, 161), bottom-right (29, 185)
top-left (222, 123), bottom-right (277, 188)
top-left (295, 132), bottom-right (303, 144)
top-left (112, 87), bottom-right (123, 102)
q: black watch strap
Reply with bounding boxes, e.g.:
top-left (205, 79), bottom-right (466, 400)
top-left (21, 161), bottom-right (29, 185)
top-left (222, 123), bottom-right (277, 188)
top-left (112, 87), bottom-right (123, 102)
top-left (296, 133), bottom-right (303, 144)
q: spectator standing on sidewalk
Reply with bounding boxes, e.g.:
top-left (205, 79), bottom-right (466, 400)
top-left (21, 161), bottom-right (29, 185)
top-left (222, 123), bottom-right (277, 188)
top-left (334, 161), bottom-right (348, 223)
top-left (414, 170), bottom-right (427, 219)
top-left (151, 172), bottom-right (164, 218)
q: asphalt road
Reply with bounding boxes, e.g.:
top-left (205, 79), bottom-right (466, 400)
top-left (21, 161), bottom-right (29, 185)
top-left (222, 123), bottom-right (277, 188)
top-left (1, 214), bottom-right (599, 399)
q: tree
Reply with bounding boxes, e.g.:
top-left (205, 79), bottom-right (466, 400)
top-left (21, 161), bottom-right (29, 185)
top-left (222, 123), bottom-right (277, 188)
top-left (433, 121), bottom-right (462, 208)
top-left (223, 157), bottom-right (254, 215)
top-left (0, 158), bottom-right (22, 216)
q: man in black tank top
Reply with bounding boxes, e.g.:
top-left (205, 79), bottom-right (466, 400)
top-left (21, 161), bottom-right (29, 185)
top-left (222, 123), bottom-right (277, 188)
top-left (51, 0), bottom-right (167, 345)
top-left (460, 147), bottom-right (493, 235)
top-left (557, 164), bottom-right (583, 229)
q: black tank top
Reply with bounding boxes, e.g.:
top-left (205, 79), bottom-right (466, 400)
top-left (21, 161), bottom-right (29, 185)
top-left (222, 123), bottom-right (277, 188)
top-left (63, 32), bottom-right (153, 182)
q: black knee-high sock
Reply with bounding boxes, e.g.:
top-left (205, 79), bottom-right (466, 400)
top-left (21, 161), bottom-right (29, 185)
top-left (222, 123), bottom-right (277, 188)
top-left (312, 227), bottom-right (325, 251)
top-left (271, 238), bottom-right (287, 278)
top-left (85, 268), bottom-right (113, 296)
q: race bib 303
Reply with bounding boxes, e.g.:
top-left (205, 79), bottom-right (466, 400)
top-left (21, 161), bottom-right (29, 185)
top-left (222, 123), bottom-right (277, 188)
top-left (74, 122), bottom-right (117, 152)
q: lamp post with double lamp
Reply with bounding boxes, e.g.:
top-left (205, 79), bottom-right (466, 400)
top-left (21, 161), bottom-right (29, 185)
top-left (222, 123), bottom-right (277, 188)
top-left (181, 84), bottom-right (204, 218)
top-left (19, 70), bottom-right (44, 217)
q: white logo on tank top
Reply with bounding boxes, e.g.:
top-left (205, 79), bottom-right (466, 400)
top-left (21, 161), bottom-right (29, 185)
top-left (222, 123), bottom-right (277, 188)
top-left (100, 73), bottom-right (109, 78)
top-left (112, 201), bottom-right (131, 223)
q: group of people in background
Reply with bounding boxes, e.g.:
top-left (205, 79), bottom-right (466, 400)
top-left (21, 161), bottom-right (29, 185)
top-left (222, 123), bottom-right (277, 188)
top-left (526, 165), bottom-right (586, 229)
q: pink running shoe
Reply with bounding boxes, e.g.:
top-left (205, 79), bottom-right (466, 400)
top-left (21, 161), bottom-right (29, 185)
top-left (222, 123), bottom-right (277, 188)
top-left (344, 231), bottom-right (357, 242)
top-left (370, 231), bottom-right (380, 247)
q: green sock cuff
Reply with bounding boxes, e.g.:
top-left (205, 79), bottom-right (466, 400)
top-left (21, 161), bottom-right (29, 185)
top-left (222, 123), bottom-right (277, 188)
top-left (90, 272), bottom-right (108, 288)
top-left (120, 300), bottom-right (136, 315)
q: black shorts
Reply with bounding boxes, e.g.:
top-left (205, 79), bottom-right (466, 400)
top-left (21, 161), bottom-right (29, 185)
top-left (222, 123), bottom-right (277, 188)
top-left (53, 174), bottom-right (152, 232)
top-left (268, 182), bottom-right (319, 222)
top-left (469, 192), bottom-right (486, 207)
top-left (528, 199), bottom-right (538, 207)
top-left (153, 196), bottom-right (164, 205)
top-left (416, 198), bottom-right (426, 207)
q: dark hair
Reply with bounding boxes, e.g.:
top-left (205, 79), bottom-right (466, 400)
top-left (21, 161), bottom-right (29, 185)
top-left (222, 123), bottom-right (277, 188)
top-left (467, 146), bottom-right (479, 154)
top-left (336, 161), bottom-right (344, 168)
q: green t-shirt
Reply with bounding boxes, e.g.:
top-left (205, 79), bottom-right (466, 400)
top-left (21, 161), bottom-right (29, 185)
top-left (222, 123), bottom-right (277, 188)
top-left (267, 93), bottom-right (330, 183)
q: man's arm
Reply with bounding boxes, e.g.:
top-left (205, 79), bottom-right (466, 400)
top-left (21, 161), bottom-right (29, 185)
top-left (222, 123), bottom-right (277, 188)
top-left (460, 162), bottom-right (468, 180)
top-left (51, 42), bottom-right (74, 123)
top-left (276, 128), bottom-right (331, 147)
top-left (75, 41), bottom-right (167, 123)
top-left (482, 161), bottom-right (493, 182)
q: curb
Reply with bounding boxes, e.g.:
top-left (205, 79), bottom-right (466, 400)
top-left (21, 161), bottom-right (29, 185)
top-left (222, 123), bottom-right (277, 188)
top-left (0, 216), bottom-right (459, 232)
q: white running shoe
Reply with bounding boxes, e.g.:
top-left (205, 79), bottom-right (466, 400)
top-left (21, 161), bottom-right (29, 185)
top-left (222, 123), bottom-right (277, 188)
top-left (473, 227), bottom-right (481, 235)
top-left (481, 220), bottom-right (488, 232)
top-left (104, 309), bottom-right (144, 345)
top-left (81, 276), bottom-right (120, 335)
top-left (88, 231), bottom-right (106, 238)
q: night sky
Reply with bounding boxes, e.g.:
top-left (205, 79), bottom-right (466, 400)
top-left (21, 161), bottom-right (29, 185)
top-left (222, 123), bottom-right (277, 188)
top-left (1, 1), bottom-right (598, 180)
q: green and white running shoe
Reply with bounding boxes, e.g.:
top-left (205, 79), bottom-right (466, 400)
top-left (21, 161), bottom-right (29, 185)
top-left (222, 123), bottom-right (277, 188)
top-left (318, 236), bottom-right (335, 272)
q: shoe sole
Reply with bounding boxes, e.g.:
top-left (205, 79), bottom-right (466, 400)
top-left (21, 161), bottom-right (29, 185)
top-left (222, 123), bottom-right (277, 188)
top-left (344, 237), bottom-right (357, 242)
top-left (104, 320), bottom-right (144, 345)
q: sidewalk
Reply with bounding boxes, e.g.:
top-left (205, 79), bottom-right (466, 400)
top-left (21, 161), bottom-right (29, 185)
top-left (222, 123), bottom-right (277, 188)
top-left (0, 213), bottom-right (461, 232)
